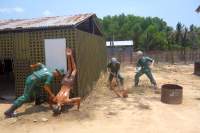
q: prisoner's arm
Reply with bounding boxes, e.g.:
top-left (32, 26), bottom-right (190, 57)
top-left (43, 85), bottom-right (55, 99)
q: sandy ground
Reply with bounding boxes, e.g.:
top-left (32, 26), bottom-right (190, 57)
top-left (0, 64), bottom-right (200, 133)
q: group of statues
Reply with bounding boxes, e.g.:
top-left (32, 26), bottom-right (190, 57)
top-left (4, 49), bottom-right (157, 118)
top-left (107, 50), bottom-right (157, 97)
top-left (4, 48), bottom-right (80, 118)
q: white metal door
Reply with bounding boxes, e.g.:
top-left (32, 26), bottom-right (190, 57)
top-left (44, 38), bottom-right (67, 73)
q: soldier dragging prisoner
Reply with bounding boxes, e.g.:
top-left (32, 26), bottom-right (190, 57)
top-left (4, 63), bottom-right (64, 118)
top-left (4, 48), bottom-right (80, 117)
top-left (107, 58), bottom-right (128, 97)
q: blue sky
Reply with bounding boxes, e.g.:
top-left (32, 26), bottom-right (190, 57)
top-left (0, 0), bottom-right (199, 28)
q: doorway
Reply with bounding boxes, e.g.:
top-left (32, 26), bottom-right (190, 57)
top-left (0, 59), bottom-right (15, 101)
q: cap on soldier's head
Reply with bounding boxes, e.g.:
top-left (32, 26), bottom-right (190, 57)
top-left (111, 57), bottom-right (117, 63)
top-left (136, 50), bottom-right (143, 56)
top-left (55, 68), bottom-right (65, 76)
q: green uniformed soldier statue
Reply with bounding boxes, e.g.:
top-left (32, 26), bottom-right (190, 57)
top-left (4, 63), bottom-right (64, 118)
top-left (134, 51), bottom-right (157, 89)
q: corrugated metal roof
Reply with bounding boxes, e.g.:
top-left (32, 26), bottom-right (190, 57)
top-left (106, 40), bottom-right (134, 47)
top-left (0, 13), bottom-right (94, 31)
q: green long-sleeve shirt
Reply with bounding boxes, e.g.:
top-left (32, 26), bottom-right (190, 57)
top-left (107, 61), bottom-right (120, 74)
top-left (137, 56), bottom-right (153, 70)
top-left (32, 63), bottom-right (53, 86)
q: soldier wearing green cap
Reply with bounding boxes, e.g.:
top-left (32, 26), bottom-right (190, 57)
top-left (134, 51), bottom-right (157, 89)
top-left (4, 63), bottom-right (64, 118)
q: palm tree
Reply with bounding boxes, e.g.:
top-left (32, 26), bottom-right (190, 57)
top-left (196, 6), bottom-right (200, 13)
top-left (175, 22), bottom-right (183, 44)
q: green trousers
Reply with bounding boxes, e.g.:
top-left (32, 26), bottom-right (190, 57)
top-left (134, 68), bottom-right (156, 86)
top-left (109, 73), bottom-right (124, 85)
top-left (13, 75), bottom-right (41, 107)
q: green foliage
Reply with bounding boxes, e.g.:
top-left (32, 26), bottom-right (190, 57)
top-left (98, 14), bottom-right (200, 51)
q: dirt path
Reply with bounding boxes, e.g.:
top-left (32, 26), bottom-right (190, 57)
top-left (0, 64), bottom-right (200, 133)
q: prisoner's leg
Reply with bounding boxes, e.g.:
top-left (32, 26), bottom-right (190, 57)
top-left (116, 74), bottom-right (128, 97)
top-left (68, 49), bottom-right (77, 77)
top-left (111, 77), bottom-right (123, 97)
top-left (134, 70), bottom-right (144, 87)
top-left (113, 88), bottom-right (123, 97)
top-left (67, 50), bottom-right (72, 74)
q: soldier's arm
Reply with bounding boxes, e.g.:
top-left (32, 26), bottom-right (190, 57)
top-left (107, 62), bottom-right (111, 73)
top-left (147, 57), bottom-right (154, 67)
top-left (30, 63), bottom-right (44, 70)
top-left (136, 59), bottom-right (142, 73)
top-left (117, 62), bottom-right (120, 73)
top-left (151, 59), bottom-right (154, 67)
top-left (43, 85), bottom-right (55, 99)
top-left (43, 76), bottom-right (55, 99)
top-left (136, 60), bottom-right (141, 67)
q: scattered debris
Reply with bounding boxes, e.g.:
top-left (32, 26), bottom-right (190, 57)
top-left (107, 112), bottom-right (117, 116)
top-left (41, 117), bottom-right (48, 122)
top-left (137, 102), bottom-right (151, 110)
top-left (33, 119), bottom-right (37, 122)
top-left (5, 118), bottom-right (17, 125)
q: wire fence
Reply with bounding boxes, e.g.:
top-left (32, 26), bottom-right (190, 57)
top-left (108, 48), bottom-right (200, 65)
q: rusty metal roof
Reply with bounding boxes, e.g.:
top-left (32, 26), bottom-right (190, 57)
top-left (0, 13), bottom-right (95, 31)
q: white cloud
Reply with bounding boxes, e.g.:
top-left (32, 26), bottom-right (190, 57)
top-left (0, 8), bottom-right (11, 13)
top-left (13, 7), bottom-right (24, 13)
top-left (43, 10), bottom-right (52, 16)
top-left (0, 7), bottom-right (24, 13)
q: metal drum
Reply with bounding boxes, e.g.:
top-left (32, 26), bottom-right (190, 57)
top-left (161, 84), bottom-right (183, 104)
top-left (194, 61), bottom-right (200, 76)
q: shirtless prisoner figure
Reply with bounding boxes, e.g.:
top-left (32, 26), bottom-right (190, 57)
top-left (52, 48), bottom-right (81, 114)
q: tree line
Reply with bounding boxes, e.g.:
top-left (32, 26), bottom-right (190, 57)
top-left (98, 14), bottom-right (200, 51)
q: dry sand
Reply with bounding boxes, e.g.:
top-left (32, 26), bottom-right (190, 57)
top-left (0, 64), bottom-right (200, 133)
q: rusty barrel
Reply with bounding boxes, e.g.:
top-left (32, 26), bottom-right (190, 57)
top-left (194, 61), bottom-right (200, 76)
top-left (161, 84), bottom-right (183, 104)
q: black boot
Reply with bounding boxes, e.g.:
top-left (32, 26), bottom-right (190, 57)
top-left (4, 104), bottom-right (18, 118)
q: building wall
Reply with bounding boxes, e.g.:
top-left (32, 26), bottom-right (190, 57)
top-left (0, 28), bottom-right (76, 96)
top-left (0, 28), bottom-right (106, 97)
top-left (75, 29), bottom-right (107, 97)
